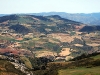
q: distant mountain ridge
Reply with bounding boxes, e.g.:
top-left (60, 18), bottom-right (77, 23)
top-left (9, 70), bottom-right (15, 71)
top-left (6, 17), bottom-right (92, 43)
top-left (1, 12), bottom-right (100, 25)
top-left (30, 12), bottom-right (100, 25)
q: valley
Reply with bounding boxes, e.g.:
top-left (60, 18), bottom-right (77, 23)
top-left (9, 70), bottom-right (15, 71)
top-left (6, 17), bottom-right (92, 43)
top-left (0, 14), bottom-right (100, 75)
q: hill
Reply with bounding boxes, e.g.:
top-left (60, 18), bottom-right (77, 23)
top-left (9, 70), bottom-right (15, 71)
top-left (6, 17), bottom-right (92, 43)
top-left (0, 14), bottom-right (82, 34)
top-left (0, 14), bottom-right (6, 17)
top-left (31, 12), bottom-right (100, 25)
top-left (79, 25), bottom-right (100, 32)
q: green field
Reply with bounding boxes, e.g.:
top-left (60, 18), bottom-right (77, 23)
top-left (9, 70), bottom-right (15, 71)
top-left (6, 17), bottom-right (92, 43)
top-left (59, 67), bottom-right (100, 75)
top-left (91, 54), bottom-right (100, 60)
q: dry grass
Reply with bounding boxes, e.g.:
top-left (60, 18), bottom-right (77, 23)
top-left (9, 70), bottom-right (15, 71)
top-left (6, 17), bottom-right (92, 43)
top-left (16, 38), bottom-right (23, 41)
top-left (0, 72), bottom-right (18, 75)
top-left (87, 43), bottom-right (100, 47)
top-left (59, 48), bottom-right (71, 56)
top-left (74, 44), bottom-right (83, 47)
top-left (34, 50), bottom-right (57, 57)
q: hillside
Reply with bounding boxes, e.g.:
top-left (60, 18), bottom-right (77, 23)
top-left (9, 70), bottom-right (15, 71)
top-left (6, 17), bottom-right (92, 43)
top-left (0, 14), bottom-right (82, 34)
top-left (0, 14), bottom-right (100, 57)
top-left (0, 14), bottom-right (100, 75)
top-left (79, 25), bottom-right (100, 32)
top-left (58, 53), bottom-right (100, 75)
top-left (0, 14), bottom-right (85, 57)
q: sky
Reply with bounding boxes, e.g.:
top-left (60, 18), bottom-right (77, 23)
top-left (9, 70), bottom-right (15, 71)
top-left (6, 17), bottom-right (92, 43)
top-left (0, 0), bottom-right (100, 14)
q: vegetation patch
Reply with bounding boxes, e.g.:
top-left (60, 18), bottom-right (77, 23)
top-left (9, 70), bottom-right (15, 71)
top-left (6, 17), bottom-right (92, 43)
top-left (59, 67), bottom-right (100, 75)
top-left (20, 56), bottom-right (32, 69)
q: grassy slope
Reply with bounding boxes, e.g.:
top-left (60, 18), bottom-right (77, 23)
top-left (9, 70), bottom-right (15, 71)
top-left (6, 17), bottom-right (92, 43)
top-left (58, 53), bottom-right (100, 75)
top-left (91, 54), bottom-right (100, 59)
top-left (20, 56), bottom-right (32, 69)
top-left (59, 67), bottom-right (100, 75)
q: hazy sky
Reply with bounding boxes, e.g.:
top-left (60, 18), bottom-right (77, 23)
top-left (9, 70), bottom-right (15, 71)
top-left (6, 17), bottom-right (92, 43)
top-left (0, 0), bottom-right (100, 14)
